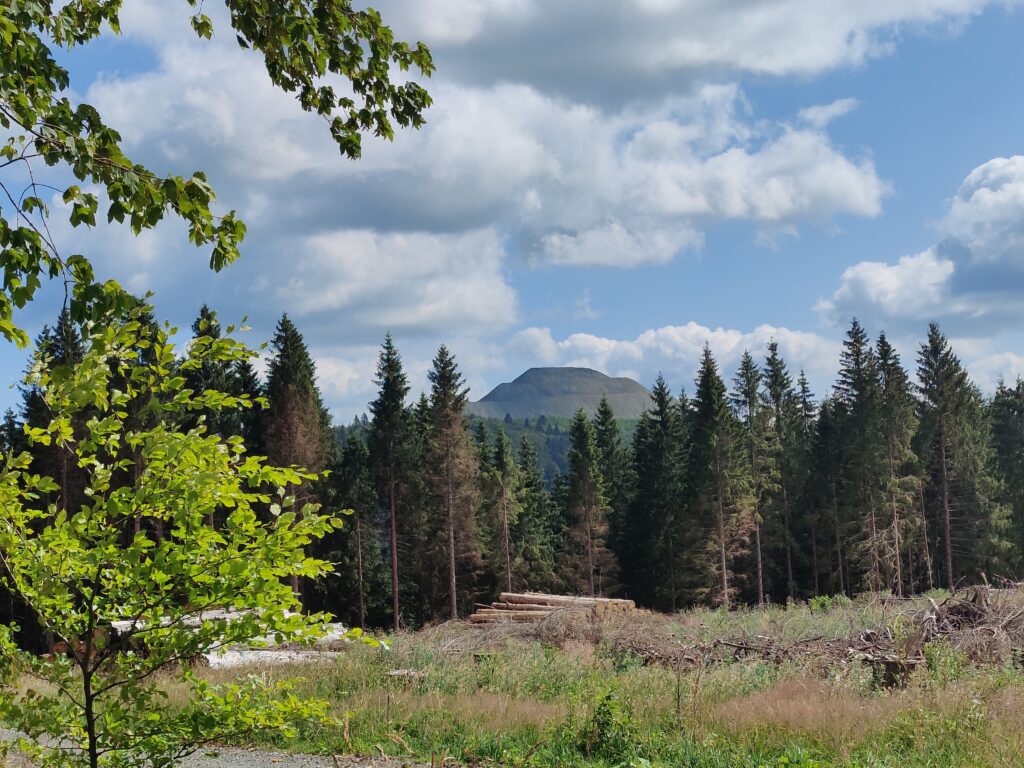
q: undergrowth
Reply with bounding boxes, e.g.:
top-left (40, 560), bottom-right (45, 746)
top-left (169, 593), bottom-right (1024, 767)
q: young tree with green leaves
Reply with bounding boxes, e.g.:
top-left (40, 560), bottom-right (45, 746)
top-left (368, 334), bottom-right (410, 631)
top-left (0, 313), bottom-right (347, 768)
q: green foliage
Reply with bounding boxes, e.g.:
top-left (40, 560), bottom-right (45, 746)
top-left (0, 311), bottom-right (352, 767)
top-left (576, 691), bottom-right (640, 762)
top-left (0, 0), bottom-right (431, 347)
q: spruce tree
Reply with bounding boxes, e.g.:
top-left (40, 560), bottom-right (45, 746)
top-left (991, 378), bottom-right (1024, 576)
top-left (592, 396), bottom-right (633, 562)
top-left (876, 333), bottom-right (920, 596)
top-left (917, 323), bottom-right (1008, 590)
top-left (731, 352), bottom-right (780, 605)
top-left (762, 341), bottom-right (799, 600)
top-left (689, 346), bottom-right (753, 608)
top-left (481, 427), bottom-right (523, 592)
top-left (367, 334), bottom-right (410, 631)
top-left (428, 346), bottom-right (482, 620)
top-left (515, 434), bottom-right (559, 592)
top-left (834, 320), bottom-right (886, 593)
top-left (183, 305), bottom-right (239, 439)
top-left (625, 376), bottom-right (685, 609)
top-left (325, 439), bottom-right (390, 628)
top-left (263, 314), bottom-right (333, 597)
top-left (564, 409), bottom-right (618, 596)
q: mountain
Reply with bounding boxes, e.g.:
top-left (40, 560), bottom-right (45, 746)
top-left (467, 367), bottom-right (652, 419)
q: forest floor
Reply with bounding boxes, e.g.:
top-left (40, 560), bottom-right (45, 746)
top-left (174, 587), bottom-right (1024, 767)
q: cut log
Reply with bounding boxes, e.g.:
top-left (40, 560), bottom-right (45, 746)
top-left (500, 592), bottom-right (635, 609)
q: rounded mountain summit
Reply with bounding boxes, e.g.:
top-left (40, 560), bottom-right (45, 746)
top-left (467, 367), bottom-right (652, 420)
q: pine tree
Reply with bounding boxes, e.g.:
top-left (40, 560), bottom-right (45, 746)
top-left (592, 396), bottom-right (633, 563)
top-left (233, 358), bottom-right (265, 454)
top-left (183, 305), bottom-right (240, 439)
top-left (263, 314), bottom-right (333, 597)
top-left (834, 320), bottom-right (886, 593)
top-left (563, 409), bottom-right (618, 596)
top-left (876, 333), bottom-right (920, 596)
top-left (731, 352), bottom-right (780, 605)
top-left (428, 346), bottom-right (482, 620)
top-left (515, 433), bottom-right (559, 592)
top-left (481, 427), bottom-right (523, 592)
top-left (762, 341), bottom-right (799, 600)
top-left (625, 376), bottom-right (685, 609)
top-left (368, 334), bottom-right (410, 631)
top-left (689, 346), bottom-right (753, 608)
top-left (917, 324), bottom-right (1008, 590)
top-left (991, 378), bottom-right (1024, 576)
top-left (324, 439), bottom-right (391, 628)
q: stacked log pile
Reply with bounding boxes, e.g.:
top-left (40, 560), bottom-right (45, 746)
top-left (469, 592), bottom-right (636, 624)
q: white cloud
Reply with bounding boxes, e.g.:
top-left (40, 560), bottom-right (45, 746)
top-left (968, 352), bottom-right (1024, 391)
top-left (819, 155), bottom-right (1024, 332)
top-left (512, 323), bottom-right (840, 390)
top-left (798, 98), bottom-right (860, 128)
top-left (372, 0), bottom-right (1016, 101)
top-left (279, 229), bottom-right (519, 334)
top-left (818, 249), bottom-right (956, 323)
top-left (944, 155), bottom-right (1024, 267)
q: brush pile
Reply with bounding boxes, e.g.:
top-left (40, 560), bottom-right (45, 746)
top-left (469, 592), bottom-right (636, 624)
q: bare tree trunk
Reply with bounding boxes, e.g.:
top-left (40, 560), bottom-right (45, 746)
top-left (782, 485), bottom-right (795, 601)
top-left (811, 523), bottom-right (820, 596)
top-left (940, 439), bottom-right (954, 592)
top-left (585, 502), bottom-right (596, 597)
top-left (832, 481), bottom-right (845, 595)
top-left (717, 469), bottom-right (729, 609)
top-left (867, 505), bottom-right (881, 593)
top-left (754, 520), bottom-right (764, 607)
top-left (919, 483), bottom-right (934, 592)
top-left (447, 467), bottom-right (458, 621)
top-left (501, 487), bottom-right (512, 593)
top-left (389, 465), bottom-right (400, 632)
top-left (356, 516), bottom-right (366, 628)
top-left (891, 472), bottom-right (903, 597)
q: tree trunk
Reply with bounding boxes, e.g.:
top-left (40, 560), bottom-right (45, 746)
top-left (919, 483), bottom-right (934, 592)
top-left (501, 486), bottom-right (512, 593)
top-left (389, 461), bottom-right (400, 632)
top-left (810, 523), bottom-right (820, 596)
top-left (356, 515), bottom-right (366, 628)
top-left (447, 467), bottom-right (458, 621)
top-left (940, 438), bottom-right (954, 592)
top-left (755, 520), bottom-right (764, 607)
top-left (782, 485), bottom-right (795, 601)
top-left (832, 481), bottom-right (845, 595)
top-left (717, 471), bottom-right (729, 609)
top-left (867, 505), bottom-right (881, 593)
top-left (585, 498), bottom-right (596, 597)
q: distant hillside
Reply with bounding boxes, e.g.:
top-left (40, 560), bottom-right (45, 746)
top-left (467, 367), bottom-right (652, 420)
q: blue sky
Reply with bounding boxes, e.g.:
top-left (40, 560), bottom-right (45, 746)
top-left (4, 0), bottom-right (1024, 420)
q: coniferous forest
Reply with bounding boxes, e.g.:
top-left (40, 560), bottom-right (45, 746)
top-left (4, 307), bottom-right (1024, 636)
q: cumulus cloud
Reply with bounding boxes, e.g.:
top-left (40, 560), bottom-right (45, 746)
top-left (512, 323), bottom-right (840, 391)
top-left (277, 229), bottom-right (519, 335)
top-left (819, 155), bottom-right (1024, 333)
top-left (372, 0), bottom-right (1014, 103)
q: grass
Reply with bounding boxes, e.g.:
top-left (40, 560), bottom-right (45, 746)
top-left (164, 592), bottom-right (1024, 767)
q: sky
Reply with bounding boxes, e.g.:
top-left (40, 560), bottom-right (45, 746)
top-left (4, 0), bottom-right (1024, 421)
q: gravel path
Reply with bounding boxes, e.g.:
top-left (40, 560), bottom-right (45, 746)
top-left (1, 731), bottom-right (434, 767)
